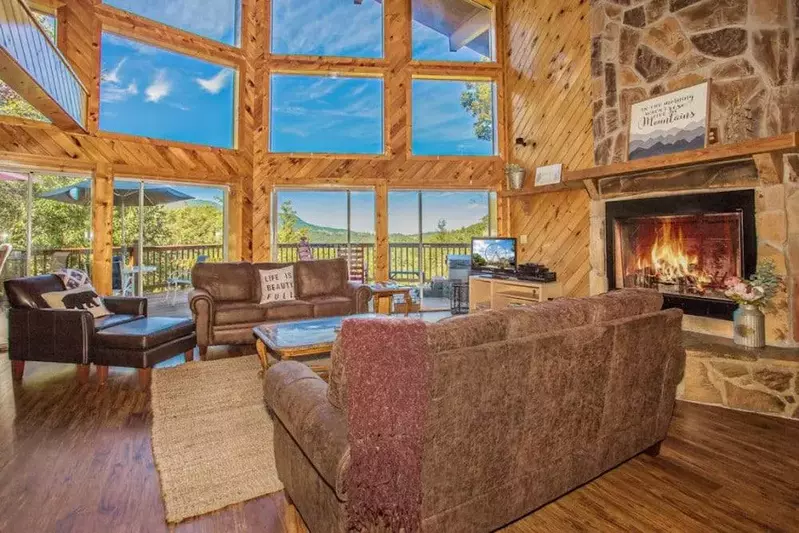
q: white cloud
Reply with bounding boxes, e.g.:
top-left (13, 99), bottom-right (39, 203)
top-left (145, 70), bottom-right (171, 103)
top-left (101, 81), bottom-right (138, 103)
top-left (195, 69), bottom-right (232, 94)
top-left (101, 58), bottom-right (126, 84)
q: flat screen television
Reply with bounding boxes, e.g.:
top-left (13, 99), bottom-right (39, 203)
top-left (471, 237), bottom-right (517, 271)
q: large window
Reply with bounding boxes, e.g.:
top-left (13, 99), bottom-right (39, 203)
top-left (270, 74), bottom-right (384, 155)
top-left (412, 0), bottom-right (495, 62)
top-left (388, 190), bottom-right (496, 310)
top-left (99, 33), bottom-right (236, 148)
top-left (112, 179), bottom-right (227, 316)
top-left (271, 0), bottom-right (382, 58)
top-left (103, 0), bottom-right (240, 46)
top-left (0, 11), bottom-right (56, 123)
top-left (274, 189), bottom-right (376, 281)
top-left (411, 79), bottom-right (496, 156)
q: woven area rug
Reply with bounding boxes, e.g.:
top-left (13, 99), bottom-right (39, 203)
top-left (150, 355), bottom-right (283, 523)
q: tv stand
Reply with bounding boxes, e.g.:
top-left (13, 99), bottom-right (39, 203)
top-left (469, 276), bottom-right (562, 312)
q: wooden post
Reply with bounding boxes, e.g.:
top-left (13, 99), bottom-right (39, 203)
top-left (137, 368), bottom-right (152, 390)
top-left (92, 163), bottom-right (114, 296)
top-left (375, 181), bottom-right (389, 282)
top-left (76, 364), bottom-right (90, 385)
top-left (97, 365), bottom-right (109, 385)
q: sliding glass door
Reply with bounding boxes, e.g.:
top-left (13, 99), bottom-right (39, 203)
top-left (388, 190), bottom-right (496, 311)
top-left (0, 170), bottom-right (92, 292)
top-left (273, 188), bottom-right (376, 282)
top-left (112, 178), bottom-right (228, 316)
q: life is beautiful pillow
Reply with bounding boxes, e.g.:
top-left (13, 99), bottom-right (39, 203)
top-left (259, 266), bottom-right (295, 304)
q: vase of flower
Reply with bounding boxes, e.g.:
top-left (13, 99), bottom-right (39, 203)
top-left (724, 261), bottom-right (783, 349)
top-left (732, 304), bottom-right (765, 348)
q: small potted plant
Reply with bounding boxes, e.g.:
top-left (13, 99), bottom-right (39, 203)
top-left (505, 163), bottom-right (526, 190)
top-left (724, 260), bottom-right (783, 348)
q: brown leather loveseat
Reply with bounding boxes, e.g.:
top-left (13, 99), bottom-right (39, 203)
top-left (189, 258), bottom-right (371, 357)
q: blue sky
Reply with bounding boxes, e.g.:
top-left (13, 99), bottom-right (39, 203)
top-left (98, 0), bottom-right (495, 155)
top-left (278, 190), bottom-right (489, 236)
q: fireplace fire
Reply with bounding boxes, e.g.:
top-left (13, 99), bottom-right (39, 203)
top-left (606, 190), bottom-right (756, 320)
top-left (614, 213), bottom-right (743, 301)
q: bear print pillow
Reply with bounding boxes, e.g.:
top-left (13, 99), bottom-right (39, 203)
top-left (41, 285), bottom-right (111, 318)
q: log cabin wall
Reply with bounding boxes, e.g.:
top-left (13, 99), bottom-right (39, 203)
top-left (505, 0), bottom-right (594, 297)
top-left (0, 0), bottom-right (507, 288)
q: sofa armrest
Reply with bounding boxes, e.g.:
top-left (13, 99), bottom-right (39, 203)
top-left (103, 296), bottom-right (147, 317)
top-left (189, 288), bottom-right (215, 347)
top-left (8, 308), bottom-right (94, 364)
top-left (265, 361), bottom-right (350, 500)
top-left (344, 282), bottom-right (372, 314)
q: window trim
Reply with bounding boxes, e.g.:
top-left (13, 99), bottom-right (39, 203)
top-left (267, 72), bottom-right (387, 157)
top-left (98, 30), bottom-right (240, 150)
top-left (408, 75), bottom-right (499, 159)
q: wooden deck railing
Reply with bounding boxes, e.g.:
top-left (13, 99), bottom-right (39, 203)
top-left (3, 242), bottom-right (471, 294)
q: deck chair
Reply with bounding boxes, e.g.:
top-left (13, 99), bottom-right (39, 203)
top-left (166, 255), bottom-right (207, 304)
top-left (338, 246), bottom-right (366, 283)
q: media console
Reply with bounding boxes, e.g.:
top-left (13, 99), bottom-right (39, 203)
top-left (469, 276), bottom-right (563, 312)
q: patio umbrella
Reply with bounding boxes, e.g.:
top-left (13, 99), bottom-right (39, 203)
top-left (38, 180), bottom-right (194, 263)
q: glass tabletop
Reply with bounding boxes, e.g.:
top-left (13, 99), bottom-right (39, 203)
top-left (253, 314), bottom-right (378, 351)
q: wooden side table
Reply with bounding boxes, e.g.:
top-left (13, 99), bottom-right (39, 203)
top-left (370, 286), bottom-right (413, 316)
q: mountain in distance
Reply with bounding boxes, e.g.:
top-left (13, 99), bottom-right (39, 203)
top-left (291, 214), bottom-right (489, 244)
top-left (164, 198), bottom-right (223, 210)
top-left (629, 122), bottom-right (706, 153)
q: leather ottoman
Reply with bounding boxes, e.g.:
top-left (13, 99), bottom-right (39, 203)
top-left (94, 317), bottom-right (196, 388)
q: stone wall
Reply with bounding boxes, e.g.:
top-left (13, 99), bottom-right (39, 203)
top-left (590, 0), bottom-right (799, 165)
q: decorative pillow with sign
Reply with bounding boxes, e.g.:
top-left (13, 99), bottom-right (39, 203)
top-left (259, 266), bottom-right (295, 304)
top-left (41, 285), bottom-right (111, 318)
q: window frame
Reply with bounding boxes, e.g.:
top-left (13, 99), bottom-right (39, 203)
top-left (408, 75), bottom-right (499, 159)
top-left (100, 0), bottom-right (242, 47)
top-left (267, 71), bottom-right (387, 157)
top-left (97, 29), bottom-right (241, 150)
top-left (410, 0), bottom-right (497, 65)
top-left (269, 0), bottom-right (387, 61)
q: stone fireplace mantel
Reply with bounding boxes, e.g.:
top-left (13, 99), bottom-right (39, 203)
top-left (582, 134), bottom-right (799, 349)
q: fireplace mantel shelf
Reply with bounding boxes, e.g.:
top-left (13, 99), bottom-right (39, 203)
top-left (500, 132), bottom-right (799, 199)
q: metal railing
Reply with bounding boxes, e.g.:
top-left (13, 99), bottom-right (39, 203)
top-left (0, 0), bottom-right (88, 127)
top-left (276, 242), bottom-right (471, 282)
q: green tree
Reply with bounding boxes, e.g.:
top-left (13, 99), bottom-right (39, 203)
top-left (277, 200), bottom-right (308, 244)
top-left (460, 82), bottom-right (493, 142)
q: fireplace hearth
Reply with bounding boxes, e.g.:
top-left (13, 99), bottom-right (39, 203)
top-left (606, 190), bottom-right (756, 320)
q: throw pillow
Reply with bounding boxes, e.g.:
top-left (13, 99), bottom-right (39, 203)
top-left (54, 268), bottom-right (91, 289)
top-left (41, 285), bottom-right (111, 318)
top-left (259, 265), bottom-right (295, 304)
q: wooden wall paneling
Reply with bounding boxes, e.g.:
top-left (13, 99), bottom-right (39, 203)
top-left (375, 180), bottom-right (389, 281)
top-left (505, 0), bottom-right (593, 297)
top-left (91, 161), bottom-right (113, 295)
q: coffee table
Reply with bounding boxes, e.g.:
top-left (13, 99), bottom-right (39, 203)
top-left (253, 314), bottom-right (378, 377)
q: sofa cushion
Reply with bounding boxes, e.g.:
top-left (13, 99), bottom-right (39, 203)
top-left (95, 317), bottom-right (195, 350)
top-left (585, 289), bottom-right (664, 323)
top-left (294, 259), bottom-right (348, 299)
top-left (41, 285), bottom-right (111, 318)
top-left (265, 300), bottom-right (314, 321)
top-left (258, 265), bottom-right (296, 304)
top-left (496, 297), bottom-right (595, 338)
top-left (306, 295), bottom-right (353, 318)
top-left (192, 262), bottom-right (255, 302)
top-left (215, 302), bottom-right (268, 325)
top-left (426, 311), bottom-right (509, 353)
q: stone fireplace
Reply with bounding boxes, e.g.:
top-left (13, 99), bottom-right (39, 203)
top-left (606, 189), bottom-right (756, 320)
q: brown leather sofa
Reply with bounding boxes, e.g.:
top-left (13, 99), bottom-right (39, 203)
top-left (264, 289), bottom-right (686, 532)
top-left (4, 274), bottom-right (196, 388)
top-left (189, 258), bottom-right (371, 357)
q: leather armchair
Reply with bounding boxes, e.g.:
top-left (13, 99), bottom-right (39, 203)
top-left (4, 274), bottom-right (147, 383)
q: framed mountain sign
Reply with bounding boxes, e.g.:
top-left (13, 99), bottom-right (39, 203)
top-left (627, 81), bottom-right (710, 161)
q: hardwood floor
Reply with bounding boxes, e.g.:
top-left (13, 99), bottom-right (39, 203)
top-left (0, 352), bottom-right (797, 533)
